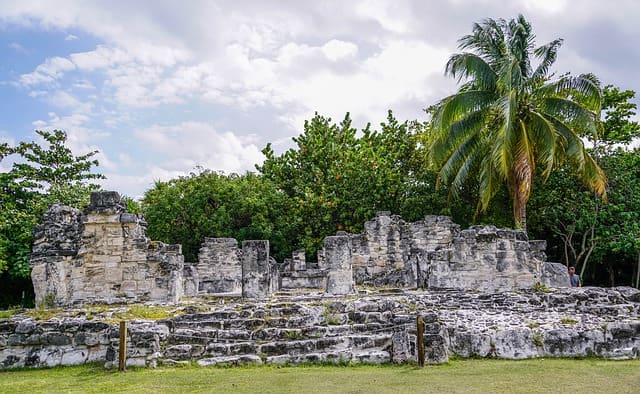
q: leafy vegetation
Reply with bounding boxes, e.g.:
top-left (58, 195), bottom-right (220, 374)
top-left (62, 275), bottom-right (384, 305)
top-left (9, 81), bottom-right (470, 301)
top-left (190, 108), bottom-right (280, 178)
top-left (258, 111), bottom-right (450, 258)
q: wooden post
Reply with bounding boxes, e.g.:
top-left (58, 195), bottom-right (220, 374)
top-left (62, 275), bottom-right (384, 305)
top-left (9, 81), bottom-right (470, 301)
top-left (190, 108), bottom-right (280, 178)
top-left (118, 320), bottom-right (127, 372)
top-left (417, 315), bottom-right (425, 367)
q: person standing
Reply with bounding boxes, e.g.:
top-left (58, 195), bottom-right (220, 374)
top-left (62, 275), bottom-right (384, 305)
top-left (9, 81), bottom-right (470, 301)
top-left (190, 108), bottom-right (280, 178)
top-left (568, 266), bottom-right (582, 287)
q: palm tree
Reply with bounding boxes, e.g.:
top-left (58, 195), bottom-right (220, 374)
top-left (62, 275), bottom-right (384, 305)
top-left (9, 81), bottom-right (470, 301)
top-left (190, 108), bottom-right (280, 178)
top-left (429, 15), bottom-right (606, 232)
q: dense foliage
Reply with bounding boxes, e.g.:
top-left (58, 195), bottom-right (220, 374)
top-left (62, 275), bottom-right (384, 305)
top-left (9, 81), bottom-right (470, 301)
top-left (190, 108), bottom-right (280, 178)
top-left (141, 170), bottom-right (293, 262)
top-left (258, 111), bottom-right (451, 258)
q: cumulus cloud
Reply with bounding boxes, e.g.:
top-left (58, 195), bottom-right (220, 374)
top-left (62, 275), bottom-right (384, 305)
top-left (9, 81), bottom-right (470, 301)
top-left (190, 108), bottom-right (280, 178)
top-left (3, 0), bottom-right (639, 196)
top-left (134, 121), bottom-right (265, 174)
top-left (20, 56), bottom-right (76, 85)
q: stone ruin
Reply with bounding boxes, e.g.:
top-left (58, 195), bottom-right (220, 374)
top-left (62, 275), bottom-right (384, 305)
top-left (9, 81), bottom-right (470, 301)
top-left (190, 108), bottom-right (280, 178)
top-left (30, 191), bottom-right (569, 307)
top-left (0, 191), bottom-right (634, 370)
top-left (30, 192), bottom-right (184, 307)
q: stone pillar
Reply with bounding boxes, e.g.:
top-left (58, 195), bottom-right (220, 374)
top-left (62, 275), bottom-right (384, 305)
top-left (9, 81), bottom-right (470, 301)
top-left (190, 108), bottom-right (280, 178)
top-left (324, 235), bottom-right (354, 295)
top-left (291, 250), bottom-right (306, 271)
top-left (241, 240), bottom-right (271, 299)
top-left (30, 203), bottom-right (84, 307)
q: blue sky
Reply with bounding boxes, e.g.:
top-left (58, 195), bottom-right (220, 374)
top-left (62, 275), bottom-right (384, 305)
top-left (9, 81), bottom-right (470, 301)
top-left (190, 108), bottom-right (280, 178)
top-left (1, 0), bottom-right (639, 197)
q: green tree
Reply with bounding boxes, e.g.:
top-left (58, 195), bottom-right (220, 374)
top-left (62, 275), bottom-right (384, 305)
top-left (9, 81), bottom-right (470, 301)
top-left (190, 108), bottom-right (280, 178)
top-left (141, 170), bottom-right (293, 262)
top-left (258, 111), bottom-right (448, 258)
top-left (591, 85), bottom-right (640, 153)
top-left (0, 130), bottom-right (103, 306)
top-left (429, 15), bottom-right (606, 231)
top-left (528, 85), bottom-right (640, 286)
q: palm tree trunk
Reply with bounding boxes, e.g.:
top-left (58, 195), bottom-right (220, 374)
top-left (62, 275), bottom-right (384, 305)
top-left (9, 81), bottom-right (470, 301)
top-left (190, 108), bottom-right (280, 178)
top-left (511, 182), bottom-right (529, 232)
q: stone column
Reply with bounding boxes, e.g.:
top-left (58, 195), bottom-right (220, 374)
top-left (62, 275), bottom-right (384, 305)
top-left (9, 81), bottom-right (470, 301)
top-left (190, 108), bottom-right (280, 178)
top-left (241, 240), bottom-right (271, 299)
top-left (324, 235), bottom-right (354, 295)
top-left (291, 250), bottom-right (306, 271)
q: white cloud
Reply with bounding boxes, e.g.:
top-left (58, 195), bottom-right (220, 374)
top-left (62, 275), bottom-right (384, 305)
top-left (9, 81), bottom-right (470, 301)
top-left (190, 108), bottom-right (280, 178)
top-left (134, 121), bottom-right (264, 174)
top-left (20, 56), bottom-right (76, 85)
top-left (70, 46), bottom-right (130, 70)
top-left (47, 90), bottom-right (93, 113)
top-left (64, 33), bottom-right (78, 41)
top-left (322, 40), bottom-right (359, 61)
top-left (72, 79), bottom-right (95, 89)
top-left (355, 0), bottom-right (414, 34)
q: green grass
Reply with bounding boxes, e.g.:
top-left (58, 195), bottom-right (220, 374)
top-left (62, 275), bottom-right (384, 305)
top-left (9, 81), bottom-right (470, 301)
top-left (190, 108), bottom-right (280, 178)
top-left (0, 359), bottom-right (639, 393)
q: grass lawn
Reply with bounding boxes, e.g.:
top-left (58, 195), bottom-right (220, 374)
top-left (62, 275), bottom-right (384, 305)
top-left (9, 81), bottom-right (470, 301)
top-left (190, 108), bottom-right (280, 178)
top-left (1, 358), bottom-right (639, 394)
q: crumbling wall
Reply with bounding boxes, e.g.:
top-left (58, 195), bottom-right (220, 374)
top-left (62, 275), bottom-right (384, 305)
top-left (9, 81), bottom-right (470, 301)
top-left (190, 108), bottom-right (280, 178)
top-left (190, 238), bottom-right (242, 296)
top-left (31, 192), bottom-right (570, 306)
top-left (280, 250), bottom-right (327, 289)
top-left (30, 192), bottom-right (184, 307)
top-left (334, 212), bottom-right (560, 291)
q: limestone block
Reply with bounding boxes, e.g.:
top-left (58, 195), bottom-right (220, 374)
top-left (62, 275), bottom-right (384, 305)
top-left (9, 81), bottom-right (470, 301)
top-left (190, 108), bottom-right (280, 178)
top-left (391, 329), bottom-right (412, 363)
top-left (241, 240), bottom-right (271, 299)
top-left (61, 348), bottom-right (88, 365)
top-left (292, 250), bottom-right (306, 271)
top-left (324, 236), bottom-right (354, 295)
top-left (104, 268), bottom-right (123, 282)
top-left (493, 328), bottom-right (539, 359)
top-left (424, 333), bottom-right (448, 364)
top-left (121, 281), bottom-right (137, 292)
top-left (541, 262), bottom-right (570, 288)
top-left (449, 331), bottom-right (493, 357)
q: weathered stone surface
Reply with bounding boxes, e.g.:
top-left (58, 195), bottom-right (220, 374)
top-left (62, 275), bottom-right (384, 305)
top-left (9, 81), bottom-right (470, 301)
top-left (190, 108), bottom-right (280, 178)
top-left (195, 238), bottom-right (242, 295)
top-left (30, 191), bottom-right (184, 306)
top-left (1, 287), bottom-right (638, 370)
top-left (541, 262), bottom-right (570, 288)
top-left (324, 236), bottom-right (354, 295)
top-left (241, 240), bottom-right (271, 299)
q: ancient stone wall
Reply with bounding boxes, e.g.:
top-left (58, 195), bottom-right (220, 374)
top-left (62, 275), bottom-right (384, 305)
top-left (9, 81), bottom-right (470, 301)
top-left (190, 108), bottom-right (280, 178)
top-left (1, 287), bottom-right (638, 369)
top-left (189, 238), bottom-right (242, 296)
top-left (343, 212), bottom-right (565, 291)
top-left (280, 250), bottom-right (327, 290)
top-left (31, 192), bottom-right (570, 306)
top-left (30, 192), bottom-right (184, 307)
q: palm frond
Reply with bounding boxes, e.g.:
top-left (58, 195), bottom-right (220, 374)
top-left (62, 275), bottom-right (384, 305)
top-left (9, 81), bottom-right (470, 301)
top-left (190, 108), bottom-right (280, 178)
top-left (545, 115), bottom-right (587, 169)
top-left (477, 156), bottom-right (502, 211)
top-left (432, 90), bottom-right (494, 133)
top-left (445, 53), bottom-right (497, 90)
top-left (580, 154), bottom-right (607, 198)
top-left (491, 91), bottom-right (517, 177)
top-left (459, 18), bottom-right (507, 67)
top-left (540, 97), bottom-right (598, 137)
top-left (438, 133), bottom-right (480, 187)
top-left (540, 75), bottom-right (601, 111)
top-left (532, 38), bottom-right (563, 83)
top-left (449, 144), bottom-right (481, 199)
top-left (526, 111), bottom-right (557, 178)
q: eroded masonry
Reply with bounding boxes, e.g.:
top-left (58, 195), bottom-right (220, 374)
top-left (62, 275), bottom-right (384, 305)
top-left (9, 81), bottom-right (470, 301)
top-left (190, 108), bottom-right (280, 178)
top-left (1, 191), bottom-right (636, 369)
top-left (30, 191), bottom-right (569, 307)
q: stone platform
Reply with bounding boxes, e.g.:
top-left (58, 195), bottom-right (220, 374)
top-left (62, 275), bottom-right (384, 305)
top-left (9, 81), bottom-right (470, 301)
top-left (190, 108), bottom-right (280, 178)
top-left (1, 287), bottom-right (638, 369)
